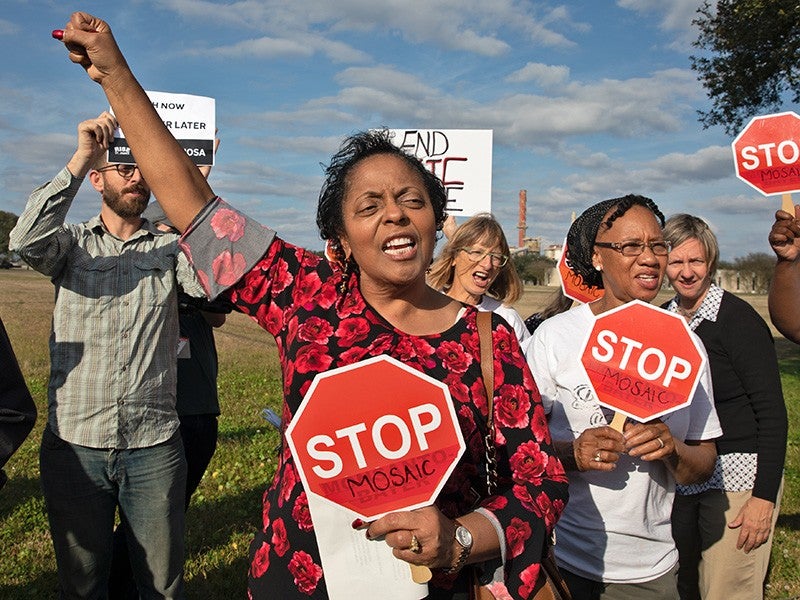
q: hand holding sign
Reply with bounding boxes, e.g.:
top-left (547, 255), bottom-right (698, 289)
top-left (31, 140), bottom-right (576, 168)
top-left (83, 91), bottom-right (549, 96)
top-left (365, 505), bottom-right (455, 574)
top-left (623, 419), bottom-right (675, 462)
top-left (769, 205), bottom-right (800, 263)
top-left (286, 355), bottom-right (465, 596)
top-left (572, 426), bottom-right (625, 472)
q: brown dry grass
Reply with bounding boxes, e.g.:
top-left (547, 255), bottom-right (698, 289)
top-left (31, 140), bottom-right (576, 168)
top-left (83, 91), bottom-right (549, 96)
top-left (0, 269), bottom-right (797, 598)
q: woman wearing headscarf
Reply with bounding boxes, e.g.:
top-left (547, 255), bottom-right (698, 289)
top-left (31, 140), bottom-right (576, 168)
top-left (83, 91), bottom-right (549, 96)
top-left (663, 214), bottom-right (786, 600)
top-left (524, 195), bottom-right (721, 599)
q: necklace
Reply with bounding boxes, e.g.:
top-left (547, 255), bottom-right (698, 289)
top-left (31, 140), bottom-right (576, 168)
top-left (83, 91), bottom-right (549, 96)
top-left (677, 306), bottom-right (698, 320)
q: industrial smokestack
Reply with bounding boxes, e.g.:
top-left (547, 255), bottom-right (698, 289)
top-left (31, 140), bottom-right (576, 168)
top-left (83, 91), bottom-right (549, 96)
top-left (517, 190), bottom-right (527, 248)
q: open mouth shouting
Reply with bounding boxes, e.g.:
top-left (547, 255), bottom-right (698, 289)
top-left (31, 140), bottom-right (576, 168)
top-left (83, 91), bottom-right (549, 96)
top-left (470, 268), bottom-right (494, 291)
top-left (382, 236), bottom-right (417, 259)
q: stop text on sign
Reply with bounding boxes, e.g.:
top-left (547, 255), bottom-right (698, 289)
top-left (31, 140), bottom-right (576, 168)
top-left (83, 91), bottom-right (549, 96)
top-left (308, 403), bottom-right (442, 478)
top-left (739, 140), bottom-right (799, 170)
top-left (590, 330), bottom-right (693, 388)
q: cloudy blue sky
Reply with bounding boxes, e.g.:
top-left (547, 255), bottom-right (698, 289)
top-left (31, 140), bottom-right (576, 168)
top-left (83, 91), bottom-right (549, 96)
top-left (0, 0), bottom-right (793, 261)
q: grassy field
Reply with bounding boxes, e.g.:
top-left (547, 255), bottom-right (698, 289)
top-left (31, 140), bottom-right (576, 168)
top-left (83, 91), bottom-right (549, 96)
top-left (0, 269), bottom-right (797, 598)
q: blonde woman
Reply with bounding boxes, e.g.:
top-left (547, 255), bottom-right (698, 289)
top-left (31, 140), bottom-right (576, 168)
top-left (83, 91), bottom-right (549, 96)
top-left (428, 213), bottom-right (529, 343)
top-left (664, 214), bottom-right (787, 600)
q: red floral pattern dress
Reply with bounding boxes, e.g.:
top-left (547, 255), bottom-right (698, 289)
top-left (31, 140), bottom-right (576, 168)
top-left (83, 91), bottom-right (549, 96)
top-left (180, 199), bottom-right (569, 599)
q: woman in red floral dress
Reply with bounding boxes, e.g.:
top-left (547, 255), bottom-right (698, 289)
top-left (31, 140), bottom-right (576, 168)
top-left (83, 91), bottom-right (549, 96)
top-left (56, 12), bottom-right (569, 599)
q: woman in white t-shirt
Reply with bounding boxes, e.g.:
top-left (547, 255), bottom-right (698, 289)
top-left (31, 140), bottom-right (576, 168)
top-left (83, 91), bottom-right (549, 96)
top-left (428, 213), bottom-right (530, 344)
top-left (524, 195), bottom-right (722, 599)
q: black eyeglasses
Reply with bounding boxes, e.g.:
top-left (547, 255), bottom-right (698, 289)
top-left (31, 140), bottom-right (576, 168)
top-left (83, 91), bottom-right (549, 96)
top-left (459, 247), bottom-right (509, 267)
top-left (594, 240), bottom-right (671, 257)
top-left (95, 164), bottom-right (140, 180)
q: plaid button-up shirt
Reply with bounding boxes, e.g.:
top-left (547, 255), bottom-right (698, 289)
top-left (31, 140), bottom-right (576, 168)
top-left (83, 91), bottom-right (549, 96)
top-left (10, 167), bottom-right (205, 449)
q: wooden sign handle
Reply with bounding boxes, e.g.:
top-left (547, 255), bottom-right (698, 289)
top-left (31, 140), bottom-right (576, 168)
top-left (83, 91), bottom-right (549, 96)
top-left (782, 193), bottom-right (794, 214)
top-left (610, 411), bottom-right (627, 432)
top-left (410, 564), bottom-right (432, 584)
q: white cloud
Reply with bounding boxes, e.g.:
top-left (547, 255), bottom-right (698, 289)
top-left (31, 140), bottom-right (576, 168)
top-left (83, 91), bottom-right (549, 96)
top-left (189, 37), bottom-right (314, 59)
top-left (236, 106), bottom-right (360, 129)
top-left (335, 65), bottom-right (441, 99)
top-left (702, 193), bottom-right (778, 216)
top-left (243, 63), bottom-right (703, 148)
top-left (162, 0), bottom-right (585, 58)
top-left (506, 63), bottom-right (570, 87)
top-left (0, 19), bottom-right (18, 35)
top-left (239, 135), bottom-right (344, 156)
top-left (647, 145), bottom-right (731, 180)
top-left (184, 33), bottom-right (370, 63)
top-left (0, 133), bottom-right (76, 173)
top-left (616, 0), bottom-right (704, 47)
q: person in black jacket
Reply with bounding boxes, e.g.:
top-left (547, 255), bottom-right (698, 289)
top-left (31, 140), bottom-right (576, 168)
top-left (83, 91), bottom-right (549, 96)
top-left (663, 214), bottom-right (787, 600)
top-left (0, 316), bottom-right (37, 491)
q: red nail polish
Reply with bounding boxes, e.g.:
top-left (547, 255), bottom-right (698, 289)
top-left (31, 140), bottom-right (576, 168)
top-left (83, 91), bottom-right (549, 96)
top-left (351, 519), bottom-right (364, 529)
top-left (52, 29), bottom-right (65, 40)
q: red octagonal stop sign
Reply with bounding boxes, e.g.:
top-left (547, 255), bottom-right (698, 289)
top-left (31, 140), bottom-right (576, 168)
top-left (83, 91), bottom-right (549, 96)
top-left (579, 301), bottom-right (706, 422)
top-left (286, 355), bottom-right (466, 520)
top-left (559, 239), bottom-right (604, 304)
top-left (732, 111), bottom-right (800, 196)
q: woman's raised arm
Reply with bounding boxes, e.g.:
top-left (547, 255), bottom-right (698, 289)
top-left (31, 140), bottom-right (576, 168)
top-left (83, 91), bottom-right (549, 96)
top-left (57, 12), bottom-right (212, 231)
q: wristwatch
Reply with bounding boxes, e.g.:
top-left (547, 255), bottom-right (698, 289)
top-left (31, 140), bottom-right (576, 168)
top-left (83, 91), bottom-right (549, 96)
top-left (444, 519), bottom-right (473, 574)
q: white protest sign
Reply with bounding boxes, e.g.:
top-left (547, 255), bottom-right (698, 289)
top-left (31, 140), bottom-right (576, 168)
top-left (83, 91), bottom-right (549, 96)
top-left (304, 490), bottom-right (428, 600)
top-left (388, 129), bottom-right (493, 216)
top-left (109, 91), bottom-right (215, 166)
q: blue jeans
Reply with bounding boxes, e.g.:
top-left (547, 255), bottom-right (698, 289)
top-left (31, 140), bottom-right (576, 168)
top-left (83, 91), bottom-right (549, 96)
top-left (109, 414), bottom-right (219, 598)
top-left (40, 426), bottom-right (187, 600)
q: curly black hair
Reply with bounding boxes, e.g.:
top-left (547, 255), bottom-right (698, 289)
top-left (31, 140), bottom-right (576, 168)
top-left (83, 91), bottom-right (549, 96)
top-left (566, 194), bottom-right (665, 289)
top-left (315, 130), bottom-right (448, 253)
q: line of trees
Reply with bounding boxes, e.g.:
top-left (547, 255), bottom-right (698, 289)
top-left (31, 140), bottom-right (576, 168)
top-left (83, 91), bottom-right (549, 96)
top-left (0, 211), bottom-right (17, 254)
top-left (511, 253), bottom-right (556, 286)
top-left (717, 252), bottom-right (776, 293)
top-left (510, 250), bottom-right (778, 294)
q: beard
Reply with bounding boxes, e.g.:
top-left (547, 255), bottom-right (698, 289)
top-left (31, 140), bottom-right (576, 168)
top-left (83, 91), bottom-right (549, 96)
top-left (103, 184), bottom-right (151, 218)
